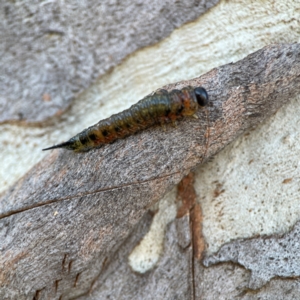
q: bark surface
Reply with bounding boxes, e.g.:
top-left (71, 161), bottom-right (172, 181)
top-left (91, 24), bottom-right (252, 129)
top-left (0, 0), bottom-right (218, 123)
top-left (1, 43), bottom-right (300, 299)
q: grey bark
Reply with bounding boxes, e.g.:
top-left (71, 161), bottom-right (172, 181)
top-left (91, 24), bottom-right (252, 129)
top-left (0, 0), bottom-right (219, 123)
top-left (1, 43), bottom-right (300, 299)
top-left (203, 221), bottom-right (300, 290)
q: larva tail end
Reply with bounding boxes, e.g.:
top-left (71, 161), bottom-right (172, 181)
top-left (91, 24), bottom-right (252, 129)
top-left (42, 140), bottom-right (75, 151)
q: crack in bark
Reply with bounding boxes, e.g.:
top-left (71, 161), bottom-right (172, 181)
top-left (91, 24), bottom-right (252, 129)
top-left (32, 287), bottom-right (45, 300)
top-left (0, 171), bottom-right (180, 220)
top-left (88, 257), bottom-right (109, 295)
top-left (62, 254), bottom-right (68, 271)
top-left (54, 279), bottom-right (61, 294)
top-left (74, 272), bottom-right (81, 287)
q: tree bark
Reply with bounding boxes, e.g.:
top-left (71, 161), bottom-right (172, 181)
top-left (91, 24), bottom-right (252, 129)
top-left (0, 0), bottom-right (218, 123)
top-left (1, 43), bottom-right (300, 299)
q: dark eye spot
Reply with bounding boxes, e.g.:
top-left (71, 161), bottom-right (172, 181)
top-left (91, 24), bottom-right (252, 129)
top-left (102, 130), bottom-right (108, 137)
top-left (114, 126), bottom-right (121, 132)
top-left (89, 133), bottom-right (97, 141)
top-left (165, 108), bottom-right (171, 116)
top-left (126, 123), bottom-right (131, 128)
top-left (194, 87), bottom-right (208, 106)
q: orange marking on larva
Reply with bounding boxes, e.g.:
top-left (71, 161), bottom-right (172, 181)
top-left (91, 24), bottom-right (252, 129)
top-left (42, 86), bottom-right (209, 152)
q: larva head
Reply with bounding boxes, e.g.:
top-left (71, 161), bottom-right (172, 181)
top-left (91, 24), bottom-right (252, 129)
top-left (180, 86), bottom-right (208, 116)
top-left (194, 87), bottom-right (209, 107)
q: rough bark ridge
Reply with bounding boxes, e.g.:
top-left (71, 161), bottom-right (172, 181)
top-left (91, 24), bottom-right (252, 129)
top-left (0, 43), bottom-right (300, 299)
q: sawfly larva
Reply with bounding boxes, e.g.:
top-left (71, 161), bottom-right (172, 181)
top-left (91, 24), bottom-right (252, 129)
top-left (43, 86), bottom-right (208, 152)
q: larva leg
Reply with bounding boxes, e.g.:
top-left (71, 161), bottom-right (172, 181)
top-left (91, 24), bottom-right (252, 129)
top-left (171, 121), bottom-right (178, 127)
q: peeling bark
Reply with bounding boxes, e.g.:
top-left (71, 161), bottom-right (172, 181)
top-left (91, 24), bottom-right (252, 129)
top-left (1, 43), bottom-right (300, 299)
top-left (203, 220), bottom-right (300, 290)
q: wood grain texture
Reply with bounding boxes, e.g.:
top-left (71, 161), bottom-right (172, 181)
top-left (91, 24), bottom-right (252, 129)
top-left (77, 216), bottom-right (193, 300)
top-left (0, 0), bottom-right (219, 124)
top-left (0, 43), bottom-right (300, 299)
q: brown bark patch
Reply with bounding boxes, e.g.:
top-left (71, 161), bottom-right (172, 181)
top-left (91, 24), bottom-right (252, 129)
top-left (177, 173), bottom-right (205, 260)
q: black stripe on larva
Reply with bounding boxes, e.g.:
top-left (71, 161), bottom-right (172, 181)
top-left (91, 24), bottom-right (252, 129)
top-left (102, 130), bottom-right (108, 136)
top-left (165, 108), bottom-right (171, 116)
top-left (176, 106), bottom-right (184, 115)
top-left (114, 126), bottom-right (121, 132)
top-left (89, 133), bottom-right (97, 141)
top-left (79, 134), bottom-right (89, 145)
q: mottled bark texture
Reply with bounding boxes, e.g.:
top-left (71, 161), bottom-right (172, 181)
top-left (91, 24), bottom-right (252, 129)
top-left (203, 220), bottom-right (300, 290)
top-left (0, 0), bottom-right (219, 123)
top-left (1, 43), bottom-right (300, 299)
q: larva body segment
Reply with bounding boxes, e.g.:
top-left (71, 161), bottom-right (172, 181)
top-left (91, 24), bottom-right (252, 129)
top-left (43, 86), bottom-right (208, 152)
